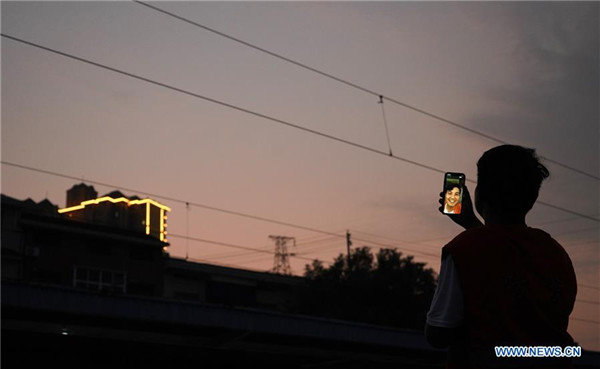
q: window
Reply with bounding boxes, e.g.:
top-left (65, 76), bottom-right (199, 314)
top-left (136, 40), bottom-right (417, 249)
top-left (73, 266), bottom-right (126, 293)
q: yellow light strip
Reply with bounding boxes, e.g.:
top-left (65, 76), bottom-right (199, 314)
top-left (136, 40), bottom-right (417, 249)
top-left (159, 209), bottom-right (164, 241)
top-left (145, 203), bottom-right (150, 235)
top-left (58, 195), bottom-right (170, 241)
top-left (129, 199), bottom-right (171, 212)
top-left (58, 196), bottom-right (171, 213)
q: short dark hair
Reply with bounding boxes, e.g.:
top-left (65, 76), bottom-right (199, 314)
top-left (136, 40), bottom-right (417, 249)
top-left (445, 184), bottom-right (461, 193)
top-left (477, 145), bottom-right (549, 216)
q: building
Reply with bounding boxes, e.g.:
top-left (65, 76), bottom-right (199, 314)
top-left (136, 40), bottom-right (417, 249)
top-left (60, 183), bottom-right (170, 242)
top-left (1, 192), bottom-right (166, 297)
top-left (164, 257), bottom-right (305, 313)
top-left (1, 186), bottom-right (307, 310)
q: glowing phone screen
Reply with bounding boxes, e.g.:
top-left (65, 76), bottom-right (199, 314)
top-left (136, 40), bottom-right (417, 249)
top-left (443, 173), bottom-right (465, 215)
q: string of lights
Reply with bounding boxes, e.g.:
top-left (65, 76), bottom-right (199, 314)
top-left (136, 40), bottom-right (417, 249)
top-left (1, 34), bottom-right (597, 223)
top-left (134, 0), bottom-right (600, 182)
top-left (570, 317), bottom-right (600, 325)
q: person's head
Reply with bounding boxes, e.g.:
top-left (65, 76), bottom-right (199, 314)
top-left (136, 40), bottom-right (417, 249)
top-left (475, 145), bottom-right (549, 222)
top-left (444, 185), bottom-right (461, 209)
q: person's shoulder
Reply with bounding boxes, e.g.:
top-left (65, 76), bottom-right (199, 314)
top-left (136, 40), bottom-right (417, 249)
top-left (448, 226), bottom-right (491, 245)
top-left (442, 226), bottom-right (492, 255)
top-left (525, 227), bottom-right (569, 253)
top-left (525, 226), bottom-right (551, 238)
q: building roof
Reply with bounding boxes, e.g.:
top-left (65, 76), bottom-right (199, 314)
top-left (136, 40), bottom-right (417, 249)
top-left (167, 257), bottom-right (306, 286)
top-left (102, 190), bottom-right (129, 199)
top-left (69, 182), bottom-right (97, 191)
top-left (2, 193), bottom-right (165, 247)
top-left (21, 212), bottom-right (166, 247)
top-left (1, 194), bottom-right (59, 216)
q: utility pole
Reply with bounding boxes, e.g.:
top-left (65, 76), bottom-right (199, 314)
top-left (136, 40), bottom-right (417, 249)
top-left (346, 230), bottom-right (352, 258)
top-left (269, 235), bottom-right (296, 275)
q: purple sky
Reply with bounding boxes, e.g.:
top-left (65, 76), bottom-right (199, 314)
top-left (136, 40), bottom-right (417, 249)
top-left (2, 1), bottom-right (598, 350)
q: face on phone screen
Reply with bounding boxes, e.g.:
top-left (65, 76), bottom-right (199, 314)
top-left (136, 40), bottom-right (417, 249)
top-left (443, 173), bottom-right (465, 214)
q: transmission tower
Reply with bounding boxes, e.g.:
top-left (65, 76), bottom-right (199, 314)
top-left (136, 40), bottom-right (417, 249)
top-left (269, 235), bottom-right (296, 275)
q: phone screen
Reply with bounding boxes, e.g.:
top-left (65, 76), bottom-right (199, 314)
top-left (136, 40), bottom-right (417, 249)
top-left (443, 173), bottom-right (465, 215)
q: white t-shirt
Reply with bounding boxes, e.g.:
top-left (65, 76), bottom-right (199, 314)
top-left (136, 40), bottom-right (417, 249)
top-left (426, 254), bottom-right (464, 328)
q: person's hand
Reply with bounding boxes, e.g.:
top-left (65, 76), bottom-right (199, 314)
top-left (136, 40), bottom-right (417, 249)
top-left (438, 185), bottom-right (483, 230)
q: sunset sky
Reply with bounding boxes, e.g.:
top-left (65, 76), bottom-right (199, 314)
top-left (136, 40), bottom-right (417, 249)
top-left (2, 1), bottom-right (598, 350)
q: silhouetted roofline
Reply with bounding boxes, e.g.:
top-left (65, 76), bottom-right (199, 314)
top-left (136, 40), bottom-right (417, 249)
top-left (167, 257), bottom-right (306, 285)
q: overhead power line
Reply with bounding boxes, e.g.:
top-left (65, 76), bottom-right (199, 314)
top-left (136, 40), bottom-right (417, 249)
top-left (296, 242), bottom-right (346, 256)
top-left (2, 35), bottom-right (597, 223)
top-left (352, 236), bottom-right (439, 258)
top-left (570, 317), bottom-right (600, 325)
top-left (0, 33), bottom-right (446, 174)
top-left (169, 233), bottom-right (315, 263)
top-left (0, 160), bottom-right (442, 259)
top-left (134, 0), bottom-right (600, 181)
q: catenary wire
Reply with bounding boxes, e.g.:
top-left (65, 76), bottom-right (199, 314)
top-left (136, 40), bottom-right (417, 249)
top-left (352, 230), bottom-right (445, 251)
top-left (133, 0), bottom-right (600, 181)
top-left (565, 240), bottom-right (599, 247)
top-left (205, 251), bottom-right (279, 265)
top-left (570, 317), bottom-right (600, 325)
top-left (296, 236), bottom-right (344, 247)
top-left (2, 34), bottom-right (597, 223)
top-left (200, 244), bottom-right (274, 260)
top-left (0, 34), bottom-right (447, 174)
top-left (209, 234), bottom-right (342, 260)
top-left (168, 232), bottom-right (317, 263)
top-left (295, 241), bottom-right (346, 256)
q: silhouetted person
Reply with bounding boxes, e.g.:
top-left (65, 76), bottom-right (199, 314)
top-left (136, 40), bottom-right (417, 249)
top-left (425, 145), bottom-right (577, 369)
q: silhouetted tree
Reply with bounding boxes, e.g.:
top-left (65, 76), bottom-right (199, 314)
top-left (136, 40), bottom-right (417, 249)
top-left (299, 247), bottom-right (437, 330)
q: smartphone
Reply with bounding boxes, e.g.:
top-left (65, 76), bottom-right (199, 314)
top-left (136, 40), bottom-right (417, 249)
top-left (443, 172), bottom-right (465, 215)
